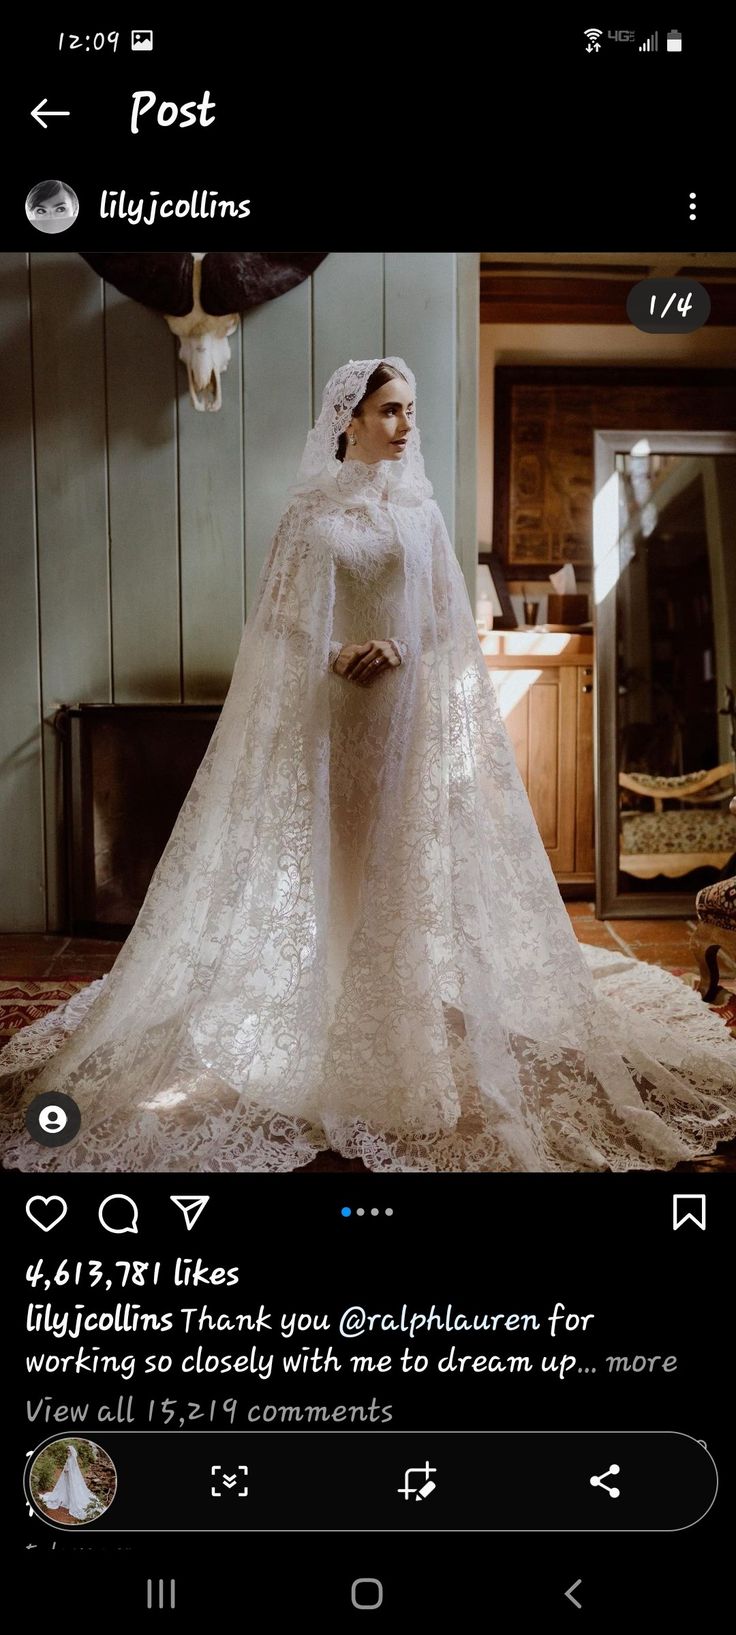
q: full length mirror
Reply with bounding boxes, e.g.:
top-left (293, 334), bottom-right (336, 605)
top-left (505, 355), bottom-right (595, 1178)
top-left (594, 432), bottom-right (736, 917)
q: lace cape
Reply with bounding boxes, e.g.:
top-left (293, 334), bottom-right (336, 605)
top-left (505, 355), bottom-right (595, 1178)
top-left (2, 372), bottom-right (736, 1172)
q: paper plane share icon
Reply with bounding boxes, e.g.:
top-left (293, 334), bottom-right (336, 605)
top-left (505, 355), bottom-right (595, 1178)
top-left (170, 1195), bottom-right (210, 1230)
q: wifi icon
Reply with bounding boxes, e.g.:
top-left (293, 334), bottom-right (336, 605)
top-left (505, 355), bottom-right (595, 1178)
top-left (584, 28), bottom-right (603, 52)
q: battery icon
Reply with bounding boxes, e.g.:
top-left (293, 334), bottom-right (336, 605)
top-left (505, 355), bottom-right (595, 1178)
top-left (667, 30), bottom-right (682, 51)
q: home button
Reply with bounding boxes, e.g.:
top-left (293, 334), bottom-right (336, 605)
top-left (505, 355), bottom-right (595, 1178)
top-left (351, 1578), bottom-right (383, 1610)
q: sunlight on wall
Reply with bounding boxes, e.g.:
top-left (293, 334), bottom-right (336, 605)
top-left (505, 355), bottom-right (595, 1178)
top-left (490, 669), bottom-right (543, 718)
top-left (593, 468), bottom-right (626, 605)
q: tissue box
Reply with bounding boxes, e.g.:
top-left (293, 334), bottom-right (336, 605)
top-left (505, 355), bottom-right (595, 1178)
top-left (547, 594), bottom-right (588, 625)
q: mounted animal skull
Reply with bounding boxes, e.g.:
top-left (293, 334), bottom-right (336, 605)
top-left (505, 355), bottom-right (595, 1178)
top-left (166, 255), bottom-right (237, 411)
top-left (80, 251), bottom-right (329, 412)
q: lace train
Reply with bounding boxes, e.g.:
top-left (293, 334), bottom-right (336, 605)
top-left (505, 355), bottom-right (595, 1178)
top-left (1, 942), bottom-right (734, 1173)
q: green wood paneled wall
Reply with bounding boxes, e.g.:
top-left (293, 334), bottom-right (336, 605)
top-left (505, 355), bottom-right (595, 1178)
top-left (0, 251), bottom-right (478, 930)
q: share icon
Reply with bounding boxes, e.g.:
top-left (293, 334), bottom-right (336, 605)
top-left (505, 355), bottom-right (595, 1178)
top-left (171, 1195), bottom-right (210, 1230)
top-left (590, 1463), bottom-right (621, 1498)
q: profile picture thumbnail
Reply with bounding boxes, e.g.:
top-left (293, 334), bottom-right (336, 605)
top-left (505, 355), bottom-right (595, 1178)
top-left (25, 179), bottom-right (79, 234)
top-left (30, 1438), bottom-right (116, 1524)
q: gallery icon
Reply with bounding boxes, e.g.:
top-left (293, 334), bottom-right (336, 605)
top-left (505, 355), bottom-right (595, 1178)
top-left (131, 29), bottom-right (153, 51)
top-left (30, 1439), bottom-right (116, 1524)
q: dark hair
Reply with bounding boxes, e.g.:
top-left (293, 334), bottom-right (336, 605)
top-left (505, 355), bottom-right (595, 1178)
top-left (26, 180), bottom-right (76, 210)
top-left (336, 362), bottom-right (408, 462)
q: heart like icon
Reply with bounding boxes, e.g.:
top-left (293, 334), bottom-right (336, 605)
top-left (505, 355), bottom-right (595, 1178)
top-left (26, 1195), bottom-right (68, 1232)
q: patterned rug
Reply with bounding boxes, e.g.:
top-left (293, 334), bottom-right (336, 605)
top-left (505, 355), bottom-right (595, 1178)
top-left (2, 968), bottom-right (735, 1046)
top-left (1, 971), bottom-right (734, 1171)
top-left (0, 980), bottom-right (89, 1045)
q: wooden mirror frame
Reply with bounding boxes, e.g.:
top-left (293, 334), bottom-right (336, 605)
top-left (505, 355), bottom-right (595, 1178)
top-left (593, 428), bottom-right (736, 918)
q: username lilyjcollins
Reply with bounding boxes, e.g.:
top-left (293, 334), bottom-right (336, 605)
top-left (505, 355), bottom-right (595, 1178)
top-left (99, 190), bottom-right (251, 227)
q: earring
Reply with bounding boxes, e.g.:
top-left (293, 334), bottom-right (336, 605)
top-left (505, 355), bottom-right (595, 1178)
top-left (349, 435), bottom-right (357, 446)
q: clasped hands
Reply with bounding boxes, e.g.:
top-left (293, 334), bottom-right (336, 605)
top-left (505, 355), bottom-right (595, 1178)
top-left (332, 640), bottom-right (402, 685)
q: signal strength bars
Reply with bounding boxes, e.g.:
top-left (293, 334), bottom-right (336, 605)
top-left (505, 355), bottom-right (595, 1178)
top-left (639, 31), bottom-right (658, 51)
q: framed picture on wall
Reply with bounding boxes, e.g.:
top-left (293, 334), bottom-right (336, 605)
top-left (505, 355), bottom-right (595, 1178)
top-left (478, 551), bottom-right (518, 629)
top-left (493, 365), bottom-right (736, 581)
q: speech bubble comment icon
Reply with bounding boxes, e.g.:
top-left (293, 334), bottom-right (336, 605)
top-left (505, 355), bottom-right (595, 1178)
top-left (98, 1195), bottom-right (139, 1234)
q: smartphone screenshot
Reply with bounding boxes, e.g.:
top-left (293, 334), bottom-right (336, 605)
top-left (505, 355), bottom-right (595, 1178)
top-left (1, 20), bottom-right (734, 1618)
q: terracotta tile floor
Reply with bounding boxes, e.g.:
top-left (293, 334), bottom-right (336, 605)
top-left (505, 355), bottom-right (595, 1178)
top-left (1, 918), bottom-right (734, 1172)
top-left (4, 915), bottom-right (729, 974)
top-left (2, 917), bottom-right (733, 986)
top-left (0, 936), bottom-right (124, 981)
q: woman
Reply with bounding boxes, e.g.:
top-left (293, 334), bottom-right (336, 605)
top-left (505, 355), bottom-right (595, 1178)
top-left (39, 1443), bottom-right (104, 1522)
top-left (2, 356), bottom-right (736, 1173)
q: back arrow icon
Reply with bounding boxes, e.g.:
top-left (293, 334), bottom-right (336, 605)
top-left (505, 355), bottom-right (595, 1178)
top-left (31, 100), bottom-right (71, 128)
top-left (565, 1579), bottom-right (582, 1609)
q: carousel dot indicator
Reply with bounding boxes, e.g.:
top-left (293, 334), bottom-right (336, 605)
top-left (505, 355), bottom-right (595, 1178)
top-left (343, 1206), bottom-right (394, 1217)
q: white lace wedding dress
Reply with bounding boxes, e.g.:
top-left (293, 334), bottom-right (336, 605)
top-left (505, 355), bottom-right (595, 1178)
top-left (2, 357), bottom-right (736, 1174)
top-left (40, 1444), bottom-right (104, 1522)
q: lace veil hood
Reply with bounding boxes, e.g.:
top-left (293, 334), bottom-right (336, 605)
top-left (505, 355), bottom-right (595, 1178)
top-left (290, 356), bottom-right (433, 503)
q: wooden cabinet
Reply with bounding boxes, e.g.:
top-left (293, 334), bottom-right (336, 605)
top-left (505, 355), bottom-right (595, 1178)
top-left (482, 632), bottom-right (595, 888)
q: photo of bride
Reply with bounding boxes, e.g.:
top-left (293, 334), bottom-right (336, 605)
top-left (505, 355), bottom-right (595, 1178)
top-left (1, 252), bottom-right (735, 1173)
top-left (30, 1439), bottom-right (116, 1524)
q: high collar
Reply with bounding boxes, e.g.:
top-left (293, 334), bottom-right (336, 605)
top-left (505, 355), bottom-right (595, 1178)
top-left (336, 457), bottom-right (398, 500)
top-left (292, 454), bottom-right (433, 508)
